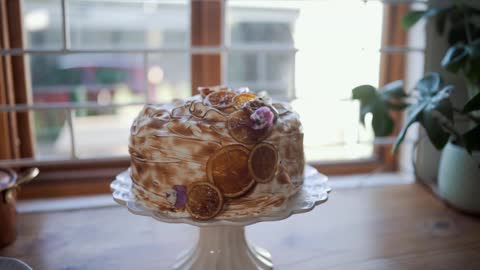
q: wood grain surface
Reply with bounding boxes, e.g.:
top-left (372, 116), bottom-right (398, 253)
top-left (1, 184), bottom-right (480, 270)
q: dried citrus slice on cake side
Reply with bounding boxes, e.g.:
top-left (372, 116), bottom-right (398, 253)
top-left (206, 144), bottom-right (255, 198)
top-left (227, 110), bottom-right (272, 145)
top-left (232, 92), bottom-right (257, 109)
top-left (248, 143), bottom-right (279, 183)
top-left (186, 182), bottom-right (223, 220)
top-left (204, 90), bottom-right (236, 109)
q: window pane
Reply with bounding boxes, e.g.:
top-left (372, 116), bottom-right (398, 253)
top-left (227, 0), bottom-right (383, 161)
top-left (29, 53), bottom-right (146, 104)
top-left (227, 3), bottom-right (296, 46)
top-left (34, 109), bottom-right (71, 159)
top-left (71, 106), bottom-right (143, 158)
top-left (23, 0), bottom-right (63, 49)
top-left (266, 53), bottom-right (292, 81)
top-left (29, 51), bottom-right (191, 159)
top-left (68, 0), bottom-right (189, 49)
top-left (23, 0), bottom-right (189, 50)
top-left (227, 52), bottom-right (294, 99)
top-left (292, 99), bottom-right (374, 161)
top-left (147, 53), bottom-right (190, 103)
top-left (227, 52), bottom-right (258, 83)
top-left (265, 52), bottom-right (294, 98)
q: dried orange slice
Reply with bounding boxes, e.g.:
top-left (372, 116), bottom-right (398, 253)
top-left (232, 93), bottom-right (257, 109)
top-left (186, 182), bottom-right (223, 220)
top-left (248, 143), bottom-right (279, 183)
top-left (204, 90), bottom-right (236, 109)
top-left (207, 144), bottom-right (255, 198)
top-left (198, 86), bottom-right (214, 98)
top-left (227, 110), bottom-right (272, 145)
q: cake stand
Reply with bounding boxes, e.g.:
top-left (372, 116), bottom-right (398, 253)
top-left (111, 165), bottom-right (331, 270)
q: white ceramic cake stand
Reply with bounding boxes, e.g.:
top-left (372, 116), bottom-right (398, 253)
top-left (111, 165), bottom-right (330, 270)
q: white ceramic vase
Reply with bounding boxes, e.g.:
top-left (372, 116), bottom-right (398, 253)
top-left (438, 141), bottom-right (480, 214)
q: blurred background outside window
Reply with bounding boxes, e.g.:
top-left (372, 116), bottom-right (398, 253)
top-left (21, 0), bottom-right (388, 163)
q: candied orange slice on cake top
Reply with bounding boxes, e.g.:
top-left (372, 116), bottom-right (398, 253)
top-left (204, 90), bottom-right (236, 109)
top-left (186, 182), bottom-right (223, 220)
top-left (198, 86), bottom-right (214, 98)
top-left (206, 144), bottom-right (255, 198)
top-left (227, 110), bottom-right (272, 145)
top-left (232, 92), bottom-right (257, 109)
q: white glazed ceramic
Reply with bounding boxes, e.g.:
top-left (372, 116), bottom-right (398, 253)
top-left (0, 257), bottom-right (32, 270)
top-left (111, 165), bottom-right (330, 269)
top-left (438, 142), bottom-right (480, 214)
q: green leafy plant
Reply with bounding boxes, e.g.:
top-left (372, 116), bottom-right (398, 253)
top-left (352, 2), bottom-right (480, 154)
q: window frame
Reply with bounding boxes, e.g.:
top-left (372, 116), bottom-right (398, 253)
top-left (0, 0), bottom-right (408, 199)
top-left (1, 0), bottom-right (35, 161)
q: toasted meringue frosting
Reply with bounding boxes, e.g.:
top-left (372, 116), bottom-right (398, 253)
top-left (129, 88), bottom-right (305, 219)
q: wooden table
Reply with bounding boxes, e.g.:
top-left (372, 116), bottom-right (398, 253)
top-left (1, 184), bottom-right (480, 270)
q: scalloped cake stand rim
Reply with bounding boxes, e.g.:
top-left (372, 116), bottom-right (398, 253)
top-left (111, 165), bottom-right (331, 227)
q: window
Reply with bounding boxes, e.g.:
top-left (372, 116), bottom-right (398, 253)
top-left (0, 0), bottom-right (409, 198)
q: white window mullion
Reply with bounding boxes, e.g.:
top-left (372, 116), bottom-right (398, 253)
top-left (61, 0), bottom-right (70, 50)
top-left (221, 0), bottom-right (227, 85)
top-left (143, 52), bottom-right (150, 103)
top-left (258, 52), bottom-right (266, 90)
top-left (65, 108), bottom-right (78, 159)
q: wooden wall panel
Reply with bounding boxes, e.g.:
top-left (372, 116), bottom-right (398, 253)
top-left (190, 0), bottom-right (223, 94)
top-left (0, 0), bottom-right (19, 160)
top-left (7, 0), bottom-right (35, 158)
top-left (191, 0), bottom-right (222, 47)
top-left (191, 54), bottom-right (222, 94)
top-left (376, 4), bottom-right (409, 171)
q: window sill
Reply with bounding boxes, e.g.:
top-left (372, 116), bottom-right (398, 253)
top-left (17, 172), bottom-right (414, 214)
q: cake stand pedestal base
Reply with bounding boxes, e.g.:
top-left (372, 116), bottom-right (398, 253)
top-left (111, 165), bottom-right (330, 270)
top-left (173, 226), bottom-right (272, 270)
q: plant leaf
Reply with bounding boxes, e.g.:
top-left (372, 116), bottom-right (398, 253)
top-left (359, 102), bottom-right (373, 126)
top-left (415, 72), bottom-right (442, 97)
top-left (353, 85), bottom-right (378, 126)
top-left (441, 44), bottom-right (469, 73)
top-left (463, 91), bottom-right (480, 113)
top-left (393, 102), bottom-right (428, 153)
top-left (464, 4), bottom-right (480, 16)
top-left (416, 85), bottom-right (454, 150)
top-left (402, 11), bottom-right (428, 29)
top-left (435, 7), bottom-right (452, 35)
top-left (420, 100), bottom-right (453, 150)
top-left (393, 79), bottom-right (454, 152)
top-left (403, 8), bottom-right (442, 29)
top-left (352, 85), bottom-right (377, 102)
top-left (386, 101), bottom-right (409, 110)
top-left (463, 125), bottom-right (480, 153)
top-left (447, 22), bottom-right (476, 45)
top-left (430, 85), bottom-right (455, 104)
top-left (380, 80), bottom-right (406, 99)
top-left (464, 58), bottom-right (480, 83)
top-left (469, 39), bottom-right (480, 57)
top-left (352, 84), bottom-right (395, 136)
top-left (371, 101), bottom-right (394, 137)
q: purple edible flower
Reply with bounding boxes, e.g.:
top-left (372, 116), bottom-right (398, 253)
top-left (250, 106), bottom-right (274, 130)
top-left (173, 185), bottom-right (187, 209)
